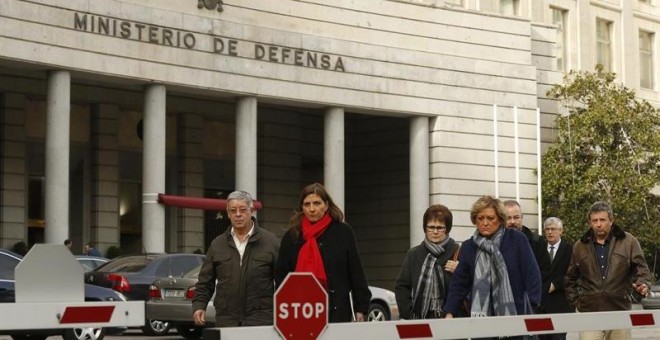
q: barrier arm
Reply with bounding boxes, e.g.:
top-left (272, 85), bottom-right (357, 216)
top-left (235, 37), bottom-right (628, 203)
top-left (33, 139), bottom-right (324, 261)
top-left (203, 309), bottom-right (660, 340)
top-left (0, 244), bottom-right (144, 332)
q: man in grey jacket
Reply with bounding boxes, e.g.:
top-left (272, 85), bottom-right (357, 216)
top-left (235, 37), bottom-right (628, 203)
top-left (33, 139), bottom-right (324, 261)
top-left (193, 190), bottom-right (280, 327)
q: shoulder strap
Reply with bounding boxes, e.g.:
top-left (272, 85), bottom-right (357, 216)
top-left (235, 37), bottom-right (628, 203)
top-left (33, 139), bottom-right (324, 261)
top-left (452, 245), bottom-right (461, 261)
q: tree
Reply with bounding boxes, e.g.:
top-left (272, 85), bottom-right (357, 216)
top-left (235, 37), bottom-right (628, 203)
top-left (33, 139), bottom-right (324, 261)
top-left (542, 66), bottom-right (660, 273)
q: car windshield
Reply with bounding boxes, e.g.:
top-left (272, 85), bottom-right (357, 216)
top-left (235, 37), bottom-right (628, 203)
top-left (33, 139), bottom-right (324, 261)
top-left (96, 256), bottom-right (153, 273)
top-left (184, 264), bottom-right (202, 278)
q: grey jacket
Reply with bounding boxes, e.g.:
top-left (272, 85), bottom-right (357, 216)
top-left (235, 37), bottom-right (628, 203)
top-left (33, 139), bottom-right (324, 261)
top-left (193, 219), bottom-right (279, 327)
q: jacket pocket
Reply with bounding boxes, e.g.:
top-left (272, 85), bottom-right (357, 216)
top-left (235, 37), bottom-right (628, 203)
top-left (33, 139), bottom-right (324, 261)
top-left (213, 252), bottom-right (233, 283)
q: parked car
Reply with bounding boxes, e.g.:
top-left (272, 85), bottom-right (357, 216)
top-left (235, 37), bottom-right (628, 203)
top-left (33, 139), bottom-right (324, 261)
top-left (366, 286), bottom-right (399, 322)
top-left (641, 278), bottom-right (660, 310)
top-left (146, 264), bottom-right (399, 339)
top-left (85, 253), bottom-right (204, 336)
top-left (0, 249), bottom-right (128, 340)
top-left (76, 255), bottom-right (109, 272)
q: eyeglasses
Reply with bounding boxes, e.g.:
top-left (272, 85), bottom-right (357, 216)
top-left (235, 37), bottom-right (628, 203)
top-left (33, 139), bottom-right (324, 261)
top-left (426, 225), bottom-right (447, 232)
top-left (228, 207), bottom-right (251, 215)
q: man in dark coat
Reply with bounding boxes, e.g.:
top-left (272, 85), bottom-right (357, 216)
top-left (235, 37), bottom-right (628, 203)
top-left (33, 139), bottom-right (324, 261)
top-left (193, 191), bottom-right (279, 327)
top-left (539, 217), bottom-right (573, 340)
top-left (504, 200), bottom-right (552, 306)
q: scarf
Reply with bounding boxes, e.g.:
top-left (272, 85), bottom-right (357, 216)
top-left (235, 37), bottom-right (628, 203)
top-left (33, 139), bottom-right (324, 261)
top-left (295, 213), bottom-right (332, 288)
top-left (410, 237), bottom-right (450, 319)
top-left (470, 226), bottom-right (517, 317)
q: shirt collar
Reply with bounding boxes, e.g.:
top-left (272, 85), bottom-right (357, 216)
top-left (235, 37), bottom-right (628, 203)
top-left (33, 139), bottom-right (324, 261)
top-left (231, 220), bottom-right (255, 240)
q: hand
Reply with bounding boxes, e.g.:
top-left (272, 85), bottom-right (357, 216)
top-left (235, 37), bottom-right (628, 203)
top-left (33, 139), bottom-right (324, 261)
top-left (633, 282), bottom-right (649, 297)
top-left (445, 313), bottom-right (454, 319)
top-left (193, 309), bottom-right (206, 326)
top-left (548, 282), bottom-right (556, 293)
top-left (354, 312), bottom-right (365, 322)
top-left (445, 260), bottom-right (458, 273)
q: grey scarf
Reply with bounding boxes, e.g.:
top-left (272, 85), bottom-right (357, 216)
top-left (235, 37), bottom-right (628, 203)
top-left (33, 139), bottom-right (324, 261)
top-left (470, 226), bottom-right (516, 317)
top-left (410, 237), bottom-right (450, 319)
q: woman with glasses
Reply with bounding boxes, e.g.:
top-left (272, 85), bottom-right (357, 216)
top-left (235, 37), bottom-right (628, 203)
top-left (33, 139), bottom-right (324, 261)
top-left (275, 183), bottom-right (371, 323)
top-left (394, 204), bottom-right (461, 319)
top-left (444, 196), bottom-right (541, 339)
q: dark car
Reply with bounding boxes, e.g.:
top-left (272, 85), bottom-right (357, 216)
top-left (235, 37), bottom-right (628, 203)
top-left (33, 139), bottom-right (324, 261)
top-left (85, 253), bottom-right (204, 336)
top-left (641, 278), bottom-right (660, 310)
top-left (76, 255), bottom-right (109, 272)
top-left (0, 249), bottom-right (128, 340)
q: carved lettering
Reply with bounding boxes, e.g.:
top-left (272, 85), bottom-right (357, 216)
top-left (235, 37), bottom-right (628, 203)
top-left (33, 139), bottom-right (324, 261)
top-left (73, 12), bottom-right (345, 72)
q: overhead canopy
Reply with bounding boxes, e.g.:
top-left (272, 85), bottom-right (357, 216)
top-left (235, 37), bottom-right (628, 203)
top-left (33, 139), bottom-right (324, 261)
top-left (158, 194), bottom-right (263, 211)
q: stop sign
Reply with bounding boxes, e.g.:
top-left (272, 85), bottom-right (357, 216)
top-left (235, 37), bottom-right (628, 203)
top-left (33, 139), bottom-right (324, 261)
top-left (274, 272), bottom-right (328, 340)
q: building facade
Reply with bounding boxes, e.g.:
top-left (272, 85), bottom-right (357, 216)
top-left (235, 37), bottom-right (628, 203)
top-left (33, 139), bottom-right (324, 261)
top-left (1, 0), bottom-right (655, 289)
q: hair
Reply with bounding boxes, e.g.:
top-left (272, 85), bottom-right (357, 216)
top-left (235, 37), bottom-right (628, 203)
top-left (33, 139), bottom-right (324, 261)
top-left (587, 201), bottom-right (613, 221)
top-left (543, 217), bottom-right (563, 229)
top-left (289, 183), bottom-right (344, 238)
top-left (64, 239), bottom-right (72, 246)
top-left (503, 199), bottom-right (522, 213)
top-left (470, 195), bottom-right (507, 226)
top-left (422, 204), bottom-right (453, 234)
top-left (226, 190), bottom-right (254, 209)
top-left (86, 241), bottom-right (95, 248)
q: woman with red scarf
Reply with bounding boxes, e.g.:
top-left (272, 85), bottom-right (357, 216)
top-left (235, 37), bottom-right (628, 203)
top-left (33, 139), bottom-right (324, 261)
top-left (275, 183), bottom-right (372, 323)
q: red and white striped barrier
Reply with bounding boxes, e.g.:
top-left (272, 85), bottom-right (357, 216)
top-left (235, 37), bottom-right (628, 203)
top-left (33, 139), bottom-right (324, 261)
top-left (0, 301), bottom-right (145, 330)
top-left (202, 309), bottom-right (660, 340)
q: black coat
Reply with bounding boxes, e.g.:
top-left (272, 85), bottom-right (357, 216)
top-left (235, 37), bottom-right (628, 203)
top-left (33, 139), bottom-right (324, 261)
top-left (522, 226), bottom-right (552, 297)
top-left (275, 220), bottom-right (372, 323)
top-left (541, 239), bottom-right (573, 313)
top-left (394, 239), bottom-right (459, 319)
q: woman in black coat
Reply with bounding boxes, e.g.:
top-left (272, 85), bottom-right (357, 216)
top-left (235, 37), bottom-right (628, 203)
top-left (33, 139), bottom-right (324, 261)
top-left (275, 183), bottom-right (371, 323)
top-left (394, 204), bottom-right (460, 319)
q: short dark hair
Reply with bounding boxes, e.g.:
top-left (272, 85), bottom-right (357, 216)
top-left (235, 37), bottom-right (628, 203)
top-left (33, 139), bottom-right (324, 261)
top-left (587, 201), bottom-right (614, 221)
top-left (64, 239), bottom-right (72, 246)
top-left (422, 204), bottom-right (453, 234)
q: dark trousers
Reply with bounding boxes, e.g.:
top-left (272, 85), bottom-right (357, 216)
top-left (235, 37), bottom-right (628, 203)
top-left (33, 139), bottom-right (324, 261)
top-left (539, 333), bottom-right (566, 340)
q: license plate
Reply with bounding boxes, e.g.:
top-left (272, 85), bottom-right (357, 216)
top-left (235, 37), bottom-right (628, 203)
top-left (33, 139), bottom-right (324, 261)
top-left (164, 289), bottom-right (185, 298)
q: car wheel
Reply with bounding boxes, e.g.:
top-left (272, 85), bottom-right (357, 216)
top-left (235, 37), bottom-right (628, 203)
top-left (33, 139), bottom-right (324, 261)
top-left (141, 319), bottom-right (171, 336)
top-left (367, 302), bottom-right (390, 321)
top-left (175, 323), bottom-right (204, 340)
top-left (63, 327), bottom-right (105, 340)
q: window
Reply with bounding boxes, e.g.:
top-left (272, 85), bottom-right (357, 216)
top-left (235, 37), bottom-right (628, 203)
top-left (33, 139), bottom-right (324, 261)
top-left (640, 30), bottom-right (654, 89)
top-left (445, 0), bottom-right (463, 6)
top-left (596, 19), bottom-right (612, 72)
top-left (500, 0), bottom-right (519, 16)
top-left (552, 8), bottom-right (568, 71)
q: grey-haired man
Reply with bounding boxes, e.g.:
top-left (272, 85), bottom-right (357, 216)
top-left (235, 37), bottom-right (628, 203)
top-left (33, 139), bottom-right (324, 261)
top-left (193, 190), bottom-right (279, 327)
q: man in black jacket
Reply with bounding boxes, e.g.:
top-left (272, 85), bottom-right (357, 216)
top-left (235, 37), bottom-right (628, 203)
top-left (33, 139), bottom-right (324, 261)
top-left (504, 200), bottom-right (552, 309)
top-left (539, 217), bottom-right (573, 340)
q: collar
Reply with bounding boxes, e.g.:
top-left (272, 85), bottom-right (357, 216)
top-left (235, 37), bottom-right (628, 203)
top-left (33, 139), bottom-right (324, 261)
top-left (548, 239), bottom-right (561, 250)
top-left (231, 219), bottom-right (256, 240)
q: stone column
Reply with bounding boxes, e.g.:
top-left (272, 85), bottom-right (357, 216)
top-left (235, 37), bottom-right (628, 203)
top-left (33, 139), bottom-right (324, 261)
top-left (235, 97), bottom-right (257, 196)
top-left (0, 93), bottom-right (27, 248)
top-left (409, 116), bottom-right (429, 246)
top-left (177, 113), bottom-right (204, 252)
top-left (44, 70), bottom-right (70, 244)
top-left (90, 104), bottom-right (120, 256)
top-left (142, 84), bottom-right (166, 253)
top-left (324, 107), bottom-right (345, 211)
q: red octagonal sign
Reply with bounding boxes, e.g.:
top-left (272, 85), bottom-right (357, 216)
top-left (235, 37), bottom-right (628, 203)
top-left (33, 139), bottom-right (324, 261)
top-left (274, 273), bottom-right (328, 340)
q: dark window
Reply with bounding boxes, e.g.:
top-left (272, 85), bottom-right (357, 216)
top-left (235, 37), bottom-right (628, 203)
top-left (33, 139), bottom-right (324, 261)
top-left (0, 253), bottom-right (21, 280)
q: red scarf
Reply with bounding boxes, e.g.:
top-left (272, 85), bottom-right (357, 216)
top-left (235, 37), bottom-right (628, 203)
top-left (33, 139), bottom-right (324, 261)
top-left (295, 213), bottom-right (332, 288)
